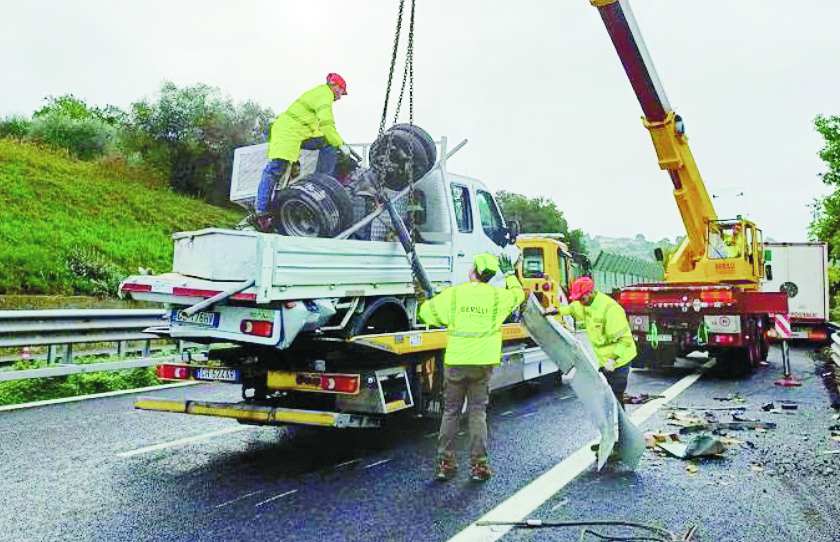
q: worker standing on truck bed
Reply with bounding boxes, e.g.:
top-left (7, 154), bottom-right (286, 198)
top-left (555, 276), bottom-right (637, 406)
top-left (418, 253), bottom-right (525, 482)
top-left (254, 73), bottom-right (352, 232)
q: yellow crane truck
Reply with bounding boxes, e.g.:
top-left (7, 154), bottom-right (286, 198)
top-left (590, 0), bottom-right (788, 375)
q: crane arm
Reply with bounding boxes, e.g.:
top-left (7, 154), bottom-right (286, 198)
top-left (591, 0), bottom-right (717, 275)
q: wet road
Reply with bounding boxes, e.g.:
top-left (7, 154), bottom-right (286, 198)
top-left (1, 343), bottom-right (838, 542)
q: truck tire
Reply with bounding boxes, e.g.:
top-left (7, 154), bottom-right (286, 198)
top-left (299, 173), bottom-right (354, 235)
top-left (270, 181), bottom-right (339, 237)
top-left (369, 129), bottom-right (430, 190)
top-left (390, 124), bottom-right (437, 167)
top-left (346, 296), bottom-right (410, 337)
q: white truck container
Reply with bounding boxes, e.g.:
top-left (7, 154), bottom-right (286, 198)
top-left (762, 242), bottom-right (830, 341)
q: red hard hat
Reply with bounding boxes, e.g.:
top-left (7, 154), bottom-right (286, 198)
top-left (327, 73), bottom-right (347, 95)
top-left (570, 276), bottom-right (595, 301)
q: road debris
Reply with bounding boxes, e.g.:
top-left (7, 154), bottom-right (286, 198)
top-left (657, 434), bottom-right (726, 459)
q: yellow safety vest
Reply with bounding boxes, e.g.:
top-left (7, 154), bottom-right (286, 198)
top-left (557, 292), bottom-right (637, 368)
top-left (268, 84), bottom-right (344, 161)
top-left (418, 275), bottom-right (525, 366)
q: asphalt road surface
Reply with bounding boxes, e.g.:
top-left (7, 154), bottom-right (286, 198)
top-left (2, 343), bottom-right (839, 542)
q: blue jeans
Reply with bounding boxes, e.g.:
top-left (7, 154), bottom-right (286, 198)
top-left (301, 137), bottom-right (337, 175)
top-left (255, 159), bottom-right (289, 212)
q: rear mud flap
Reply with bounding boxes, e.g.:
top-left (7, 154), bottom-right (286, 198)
top-left (521, 296), bottom-right (645, 470)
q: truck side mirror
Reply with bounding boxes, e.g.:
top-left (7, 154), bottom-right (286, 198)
top-left (654, 248), bottom-right (664, 262)
top-left (506, 220), bottom-right (521, 246)
top-left (765, 264), bottom-right (773, 281)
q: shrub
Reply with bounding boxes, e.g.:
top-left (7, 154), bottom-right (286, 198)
top-left (0, 115), bottom-right (31, 140)
top-left (28, 114), bottom-right (113, 161)
top-left (65, 245), bottom-right (127, 297)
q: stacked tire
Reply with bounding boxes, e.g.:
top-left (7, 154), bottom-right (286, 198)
top-left (268, 173), bottom-right (354, 238)
top-left (368, 124), bottom-right (437, 190)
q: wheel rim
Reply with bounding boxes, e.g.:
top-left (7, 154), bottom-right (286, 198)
top-left (278, 199), bottom-right (322, 236)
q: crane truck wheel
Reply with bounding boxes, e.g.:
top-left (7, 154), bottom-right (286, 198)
top-left (270, 181), bottom-right (340, 237)
top-left (390, 124), bottom-right (437, 167)
top-left (369, 129), bottom-right (430, 190)
top-left (298, 173), bottom-right (354, 235)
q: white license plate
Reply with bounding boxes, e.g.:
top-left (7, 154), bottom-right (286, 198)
top-left (171, 310), bottom-right (219, 327)
top-left (194, 367), bottom-right (240, 382)
top-left (646, 333), bottom-right (672, 342)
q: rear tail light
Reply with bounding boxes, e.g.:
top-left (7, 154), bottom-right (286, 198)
top-left (293, 373), bottom-right (361, 394)
top-left (172, 287), bottom-right (256, 301)
top-left (121, 282), bottom-right (152, 293)
top-left (240, 320), bottom-right (273, 337)
top-left (541, 282), bottom-right (551, 291)
top-left (811, 330), bottom-right (828, 341)
top-left (620, 291), bottom-right (650, 304)
top-left (700, 290), bottom-right (734, 303)
top-left (712, 334), bottom-right (736, 344)
top-left (157, 364), bottom-right (190, 380)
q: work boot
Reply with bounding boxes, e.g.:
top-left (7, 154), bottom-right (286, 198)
top-left (254, 212), bottom-right (274, 233)
top-left (434, 458), bottom-right (457, 482)
top-left (470, 459), bottom-right (492, 482)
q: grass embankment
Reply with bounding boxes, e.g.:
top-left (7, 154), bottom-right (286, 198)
top-left (0, 138), bottom-right (246, 404)
top-left (0, 138), bottom-right (245, 295)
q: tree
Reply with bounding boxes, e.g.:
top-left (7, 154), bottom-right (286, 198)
top-left (495, 191), bottom-right (587, 260)
top-left (123, 82), bottom-right (269, 203)
top-left (811, 114), bottom-right (840, 260)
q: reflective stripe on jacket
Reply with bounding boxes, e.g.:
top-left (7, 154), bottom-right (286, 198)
top-left (418, 275), bottom-right (525, 366)
top-left (557, 291), bottom-right (637, 368)
top-left (268, 84), bottom-right (344, 161)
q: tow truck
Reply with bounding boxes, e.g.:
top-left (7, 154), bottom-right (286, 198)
top-left (590, 0), bottom-right (788, 374)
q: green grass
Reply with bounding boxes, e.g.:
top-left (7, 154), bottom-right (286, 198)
top-left (0, 139), bottom-right (246, 295)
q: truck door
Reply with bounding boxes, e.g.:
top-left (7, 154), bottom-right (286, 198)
top-left (449, 182), bottom-right (479, 282)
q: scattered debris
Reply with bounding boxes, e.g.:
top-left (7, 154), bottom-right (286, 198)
top-left (781, 403), bottom-right (799, 410)
top-left (762, 402), bottom-right (775, 411)
top-left (625, 393), bottom-right (665, 405)
top-left (679, 421), bottom-right (776, 434)
top-left (643, 431), bottom-right (680, 449)
top-left (750, 463), bottom-right (764, 473)
top-left (657, 435), bottom-right (726, 459)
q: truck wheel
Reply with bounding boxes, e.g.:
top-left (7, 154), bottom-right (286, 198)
top-left (369, 130), bottom-right (430, 190)
top-left (299, 173), bottom-right (353, 235)
top-left (390, 124), bottom-right (437, 167)
top-left (270, 180), bottom-right (340, 237)
top-left (346, 297), bottom-right (410, 337)
top-left (713, 347), bottom-right (753, 378)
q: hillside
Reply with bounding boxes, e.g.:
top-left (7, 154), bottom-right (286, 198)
top-left (0, 139), bottom-right (246, 297)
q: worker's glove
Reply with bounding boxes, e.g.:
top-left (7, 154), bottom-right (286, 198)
top-left (602, 358), bottom-right (616, 373)
top-left (413, 282), bottom-right (427, 305)
top-left (339, 144), bottom-right (352, 156)
top-left (497, 254), bottom-right (515, 276)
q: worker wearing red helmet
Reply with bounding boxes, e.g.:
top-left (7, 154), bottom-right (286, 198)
top-left (556, 276), bottom-right (637, 406)
top-left (255, 73), bottom-right (351, 231)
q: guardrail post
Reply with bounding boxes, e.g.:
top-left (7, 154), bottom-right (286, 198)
top-left (143, 340), bottom-right (151, 357)
top-left (65, 344), bottom-right (74, 364)
top-left (48, 345), bottom-right (57, 365)
top-left (117, 340), bottom-right (124, 357)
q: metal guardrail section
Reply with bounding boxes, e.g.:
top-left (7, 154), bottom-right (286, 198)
top-left (0, 355), bottom-right (178, 383)
top-left (0, 309), bottom-right (166, 349)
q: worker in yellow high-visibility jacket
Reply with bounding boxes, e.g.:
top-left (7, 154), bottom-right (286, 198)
top-left (255, 73), bottom-right (351, 231)
top-left (418, 253), bottom-right (525, 483)
top-left (556, 276), bottom-right (637, 406)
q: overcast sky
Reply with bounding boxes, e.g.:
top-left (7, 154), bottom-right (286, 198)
top-left (2, 0), bottom-right (838, 243)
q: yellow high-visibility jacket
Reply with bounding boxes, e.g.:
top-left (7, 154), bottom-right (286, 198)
top-left (268, 84), bottom-right (344, 161)
top-left (557, 291), bottom-right (637, 368)
top-left (418, 275), bottom-right (525, 366)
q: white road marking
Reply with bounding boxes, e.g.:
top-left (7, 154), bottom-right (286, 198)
top-left (214, 490), bottom-right (265, 510)
top-left (334, 459), bottom-right (362, 469)
top-left (255, 489), bottom-right (297, 507)
top-left (446, 369), bottom-right (705, 542)
top-left (116, 426), bottom-right (250, 457)
top-left (364, 458), bottom-right (393, 469)
top-left (501, 411), bottom-right (514, 416)
top-left (520, 412), bottom-right (537, 419)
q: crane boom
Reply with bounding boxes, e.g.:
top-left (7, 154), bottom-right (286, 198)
top-left (591, 0), bottom-right (735, 282)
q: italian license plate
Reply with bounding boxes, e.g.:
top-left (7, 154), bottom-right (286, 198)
top-left (194, 367), bottom-right (240, 382)
top-left (646, 333), bottom-right (673, 342)
top-left (171, 310), bottom-right (219, 327)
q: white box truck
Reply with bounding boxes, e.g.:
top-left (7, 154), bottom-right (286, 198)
top-left (762, 242), bottom-right (830, 342)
